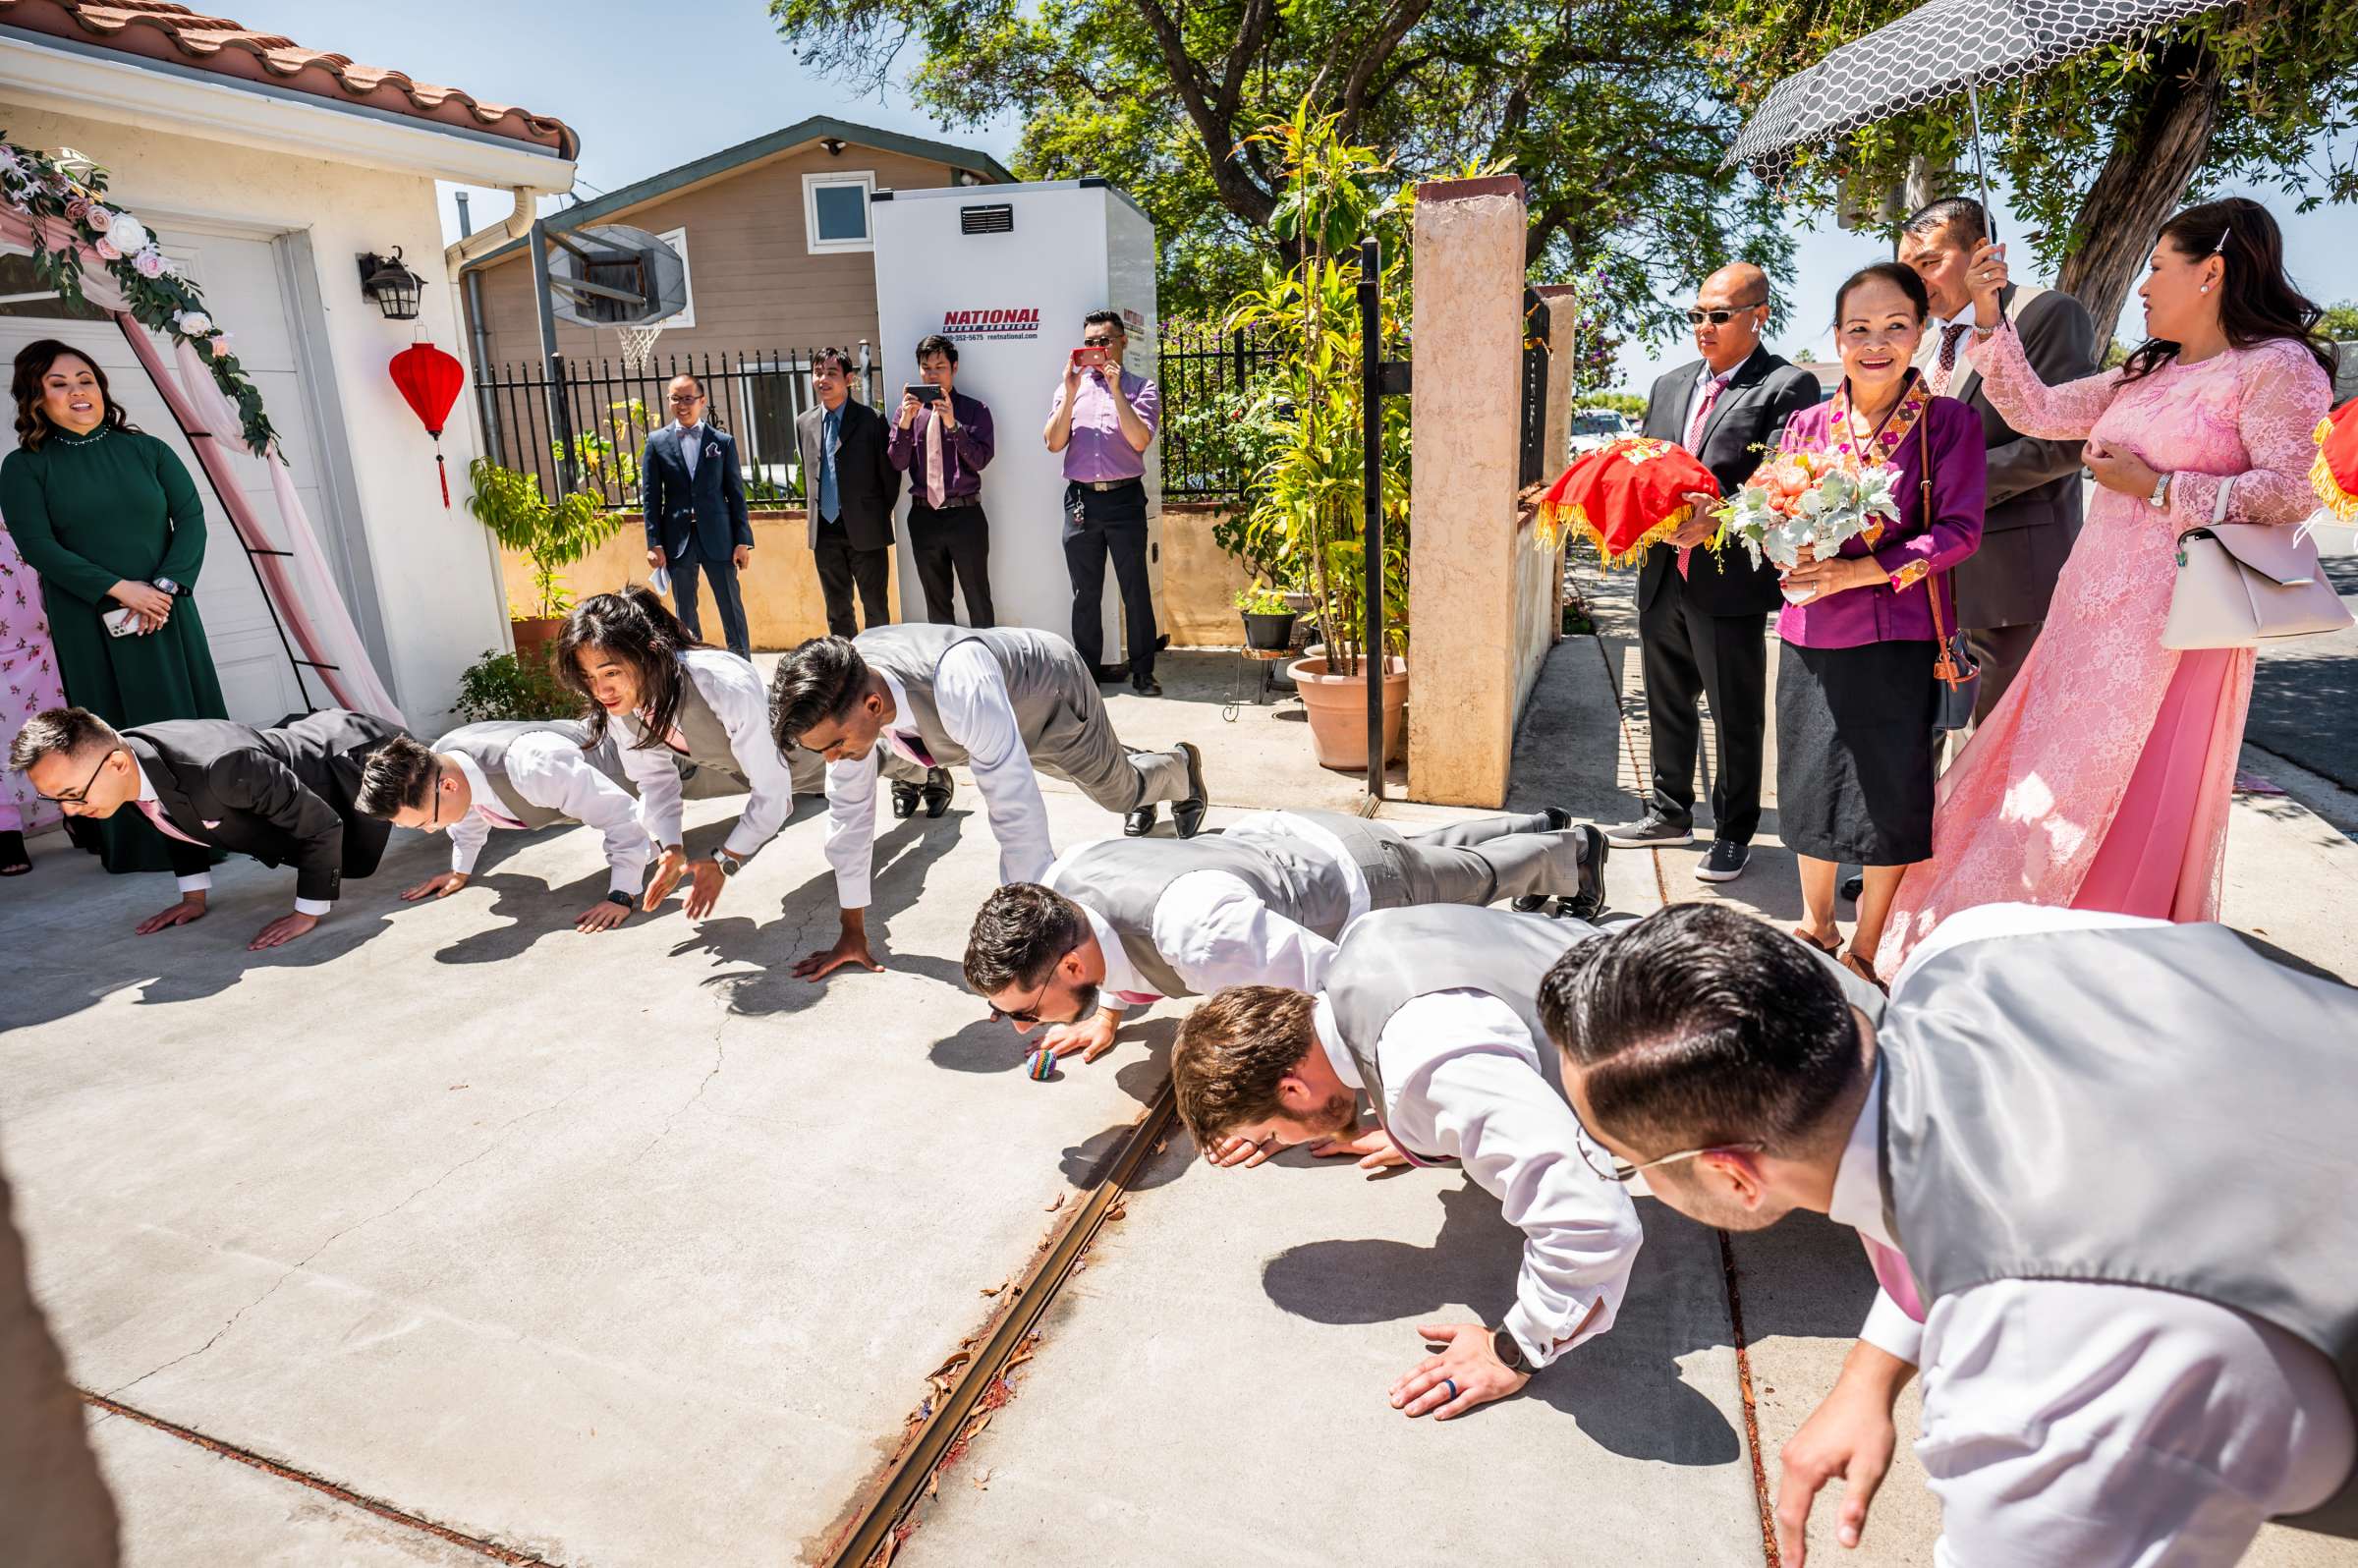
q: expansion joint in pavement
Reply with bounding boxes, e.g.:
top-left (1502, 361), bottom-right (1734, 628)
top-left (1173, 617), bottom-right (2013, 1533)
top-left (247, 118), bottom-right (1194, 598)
top-left (75, 1389), bottom-right (564, 1565)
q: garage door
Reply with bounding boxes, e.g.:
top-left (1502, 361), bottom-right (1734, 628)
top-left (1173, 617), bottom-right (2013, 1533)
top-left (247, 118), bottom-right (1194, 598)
top-left (0, 219), bottom-right (340, 726)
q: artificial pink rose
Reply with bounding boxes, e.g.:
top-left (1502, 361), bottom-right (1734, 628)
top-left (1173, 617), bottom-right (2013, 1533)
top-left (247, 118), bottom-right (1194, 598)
top-left (94, 239), bottom-right (120, 261)
top-left (84, 203), bottom-right (113, 230)
top-left (133, 248), bottom-right (166, 279)
top-left (64, 196), bottom-right (90, 224)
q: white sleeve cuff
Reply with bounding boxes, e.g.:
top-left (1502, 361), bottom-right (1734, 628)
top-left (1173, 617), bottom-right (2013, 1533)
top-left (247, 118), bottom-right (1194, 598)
top-left (175, 872), bottom-right (213, 894)
top-left (292, 897), bottom-right (332, 918)
top-left (1860, 1288), bottom-right (1926, 1367)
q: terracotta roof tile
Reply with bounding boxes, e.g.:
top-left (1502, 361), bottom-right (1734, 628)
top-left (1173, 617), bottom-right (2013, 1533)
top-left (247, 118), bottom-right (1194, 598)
top-left (1, 0), bottom-right (579, 161)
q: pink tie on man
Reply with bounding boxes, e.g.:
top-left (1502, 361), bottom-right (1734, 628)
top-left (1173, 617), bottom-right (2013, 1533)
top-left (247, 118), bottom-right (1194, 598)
top-left (475, 803), bottom-right (527, 831)
top-left (1112, 990), bottom-right (1161, 1008)
top-left (1865, 1235), bottom-right (1929, 1323)
top-left (136, 797), bottom-right (206, 846)
top-left (1676, 373), bottom-right (1729, 579)
top-left (1929, 320), bottom-right (1972, 398)
top-left (924, 405), bottom-right (948, 511)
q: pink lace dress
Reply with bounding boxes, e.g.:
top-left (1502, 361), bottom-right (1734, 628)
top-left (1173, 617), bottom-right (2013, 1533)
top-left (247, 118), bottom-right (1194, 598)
top-left (1, 520), bottom-right (66, 837)
top-left (1877, 324), bottom-right (2331, 977)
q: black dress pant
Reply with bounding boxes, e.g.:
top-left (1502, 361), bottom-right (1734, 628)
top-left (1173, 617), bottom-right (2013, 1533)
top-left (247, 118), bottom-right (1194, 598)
top-left (1063, 478), bottom-right (1155, 678)
top-left (909, 500), bottom-right (994, 627)
top-left (1638, 567), bottom-right (1768, 845)
top-left (813, 520), bottom-right (892, 640)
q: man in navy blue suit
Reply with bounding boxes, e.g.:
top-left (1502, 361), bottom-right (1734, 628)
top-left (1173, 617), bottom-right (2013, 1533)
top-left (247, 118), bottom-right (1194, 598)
top-left (642, 372), bottom-right (755, 658)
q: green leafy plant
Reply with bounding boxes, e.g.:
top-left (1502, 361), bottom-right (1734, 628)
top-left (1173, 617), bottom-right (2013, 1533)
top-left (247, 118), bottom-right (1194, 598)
top-left (1220, 104), bottom-right (1414, 677)
top-left (467, 456), bottom-right (626, 621)
top-left (556, 399), bottom-right (652, 502)
top-left (1232, 583), bottom-right (1293, 616)
top-left (453, 649), bottom-right (580, 723)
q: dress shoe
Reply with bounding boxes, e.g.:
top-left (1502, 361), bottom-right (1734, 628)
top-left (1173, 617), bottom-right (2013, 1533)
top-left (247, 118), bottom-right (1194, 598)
top-left (1131, 672), bottom-right (1163, 697)
top-left (1095, 662), bottom-right (1128, 684)
top-left (1559, 824), bottom-right (1609, 921)
top-left (890, 777), bottom-right (921, 819)
top-left (920, 766), bottom-right (954, 818)
top-left (1171, 742), bottom-right (1207, 838)
top-left (1603, 811), bottom-right (1693, 848)
top-left (1125, 802), bottom-right (1158, 837)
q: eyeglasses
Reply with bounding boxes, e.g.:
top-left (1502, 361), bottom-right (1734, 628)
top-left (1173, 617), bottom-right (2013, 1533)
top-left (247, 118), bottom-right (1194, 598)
top-left (1686, 305), bottom-right (1765, 325)
top-left (668, 392), bottom-right (702, 406)
top-left (35, 748), bottom-right (116, 805)
top-left (1577, 1136), bottom-right (1762, 1184)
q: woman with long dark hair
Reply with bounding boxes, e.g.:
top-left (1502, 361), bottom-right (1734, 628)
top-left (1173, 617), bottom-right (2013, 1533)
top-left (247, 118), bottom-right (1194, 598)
top-left (1881, 197), bottom-right (2335, 975)
top-left (0, 340), bottom-right (227, 874)
top-left (552, 586), bottom-right (822, 920)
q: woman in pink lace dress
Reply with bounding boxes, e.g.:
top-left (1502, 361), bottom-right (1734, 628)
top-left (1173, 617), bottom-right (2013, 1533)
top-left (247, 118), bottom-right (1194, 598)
top-left (1879, 198), bottom-right (2336, 977)
top-left (1, 515), bottom-right (67, 873)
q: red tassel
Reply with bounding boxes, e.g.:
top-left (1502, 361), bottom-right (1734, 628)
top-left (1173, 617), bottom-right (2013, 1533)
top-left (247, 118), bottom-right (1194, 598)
top-left (436, 449), bottom-right (450, 509)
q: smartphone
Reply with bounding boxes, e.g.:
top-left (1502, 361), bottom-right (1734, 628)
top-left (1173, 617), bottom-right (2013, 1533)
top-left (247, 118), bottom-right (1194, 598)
top-left (1071, 345), bottom-right (1111, 371)
top-left (904, 383), bottom-right (944, 405)
top-left (103, 605), bottom-right (140, 638)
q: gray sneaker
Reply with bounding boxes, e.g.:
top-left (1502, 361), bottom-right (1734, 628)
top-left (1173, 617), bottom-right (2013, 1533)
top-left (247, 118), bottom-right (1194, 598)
top-left (1604, 812), bottom-right (1693, 848)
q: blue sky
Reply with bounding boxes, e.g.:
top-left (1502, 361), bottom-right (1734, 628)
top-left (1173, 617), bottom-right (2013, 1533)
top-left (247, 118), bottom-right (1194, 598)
top-left (243, 0), bottom-right (2353, 393)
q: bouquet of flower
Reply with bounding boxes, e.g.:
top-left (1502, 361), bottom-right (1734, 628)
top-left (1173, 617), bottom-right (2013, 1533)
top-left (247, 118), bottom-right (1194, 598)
top-left (1712, 450), bottom-right (1902, 598)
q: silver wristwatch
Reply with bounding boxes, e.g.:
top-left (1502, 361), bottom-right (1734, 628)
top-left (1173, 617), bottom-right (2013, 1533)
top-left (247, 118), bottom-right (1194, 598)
top-left (2149, 471), bottom-right (2173, 510)
top-left (713, 849), bottom-right (744, 877)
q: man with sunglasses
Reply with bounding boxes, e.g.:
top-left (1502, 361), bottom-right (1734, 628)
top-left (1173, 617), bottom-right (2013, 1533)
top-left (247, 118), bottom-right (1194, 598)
top-left (643, 372), bottom-right (755, 659)
top-left (9, 703), bottom-right (402, 950)
top-left (353, 724), bottom-right (652, 933)
top-left (1169, 904), bottom-right (1643, 1422)
top-left (1621, 263), bottom-right (1822, 885)
top-left (1044, 309), bottom-right (1164, 694)
top-left (1544, 902), bottom-right (2358, 1567)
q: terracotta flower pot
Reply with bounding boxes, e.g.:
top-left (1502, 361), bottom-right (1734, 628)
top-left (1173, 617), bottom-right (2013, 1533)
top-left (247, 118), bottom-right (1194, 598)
top-left (510, 616), bottom-right (564, 668)
top-left (1287, 653), bottom-right (1408, 772)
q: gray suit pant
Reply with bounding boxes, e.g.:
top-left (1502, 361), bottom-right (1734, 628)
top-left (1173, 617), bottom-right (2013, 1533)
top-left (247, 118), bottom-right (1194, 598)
top-left (685, 745), bottom-right (920, 801)
top-left (1329, 810), bottom-right (1593, 909)
top-left (1035, 653), bottom-right (1192, 813)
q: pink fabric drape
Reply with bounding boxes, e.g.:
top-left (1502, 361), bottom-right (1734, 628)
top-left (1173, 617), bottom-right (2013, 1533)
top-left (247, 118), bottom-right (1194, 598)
top-left (0, 204), bottom-right (403, 723)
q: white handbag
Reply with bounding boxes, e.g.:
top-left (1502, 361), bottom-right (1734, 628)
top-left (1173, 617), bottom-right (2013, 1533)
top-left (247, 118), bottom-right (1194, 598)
top-left (2160, 477), bottom-right (2354, 649)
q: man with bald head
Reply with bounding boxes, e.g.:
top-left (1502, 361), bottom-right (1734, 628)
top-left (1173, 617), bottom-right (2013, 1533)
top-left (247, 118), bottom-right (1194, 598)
top-left (1617, 263), bottom-right (1820, 884)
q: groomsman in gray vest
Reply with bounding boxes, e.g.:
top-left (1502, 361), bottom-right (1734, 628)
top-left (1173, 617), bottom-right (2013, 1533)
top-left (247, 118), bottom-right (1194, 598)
top-left (1172, 905), bottom-right (1643, 1419)
top-left (355, 723), bottom-right (650, 933)
top-left (1544, 901), bottom-right (2358, 1566)
top-left (965, 806), bottom-right (1608, 1066)
top-left (771, 625), bottom-right (1207, 980)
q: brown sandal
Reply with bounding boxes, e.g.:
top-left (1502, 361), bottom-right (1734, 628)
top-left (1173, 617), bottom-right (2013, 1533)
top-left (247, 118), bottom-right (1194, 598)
top-left (1839, 948), bottom-right (1889, 994)
top-left (1791, 925), bottom-right (1841, 955)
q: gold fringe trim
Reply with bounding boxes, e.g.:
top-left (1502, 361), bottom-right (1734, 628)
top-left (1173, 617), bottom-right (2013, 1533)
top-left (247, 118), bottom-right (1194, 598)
top-left (2312, 441), bottom-right (2358, 521)
top-left (1535, 500), bottom-right (1693, 567)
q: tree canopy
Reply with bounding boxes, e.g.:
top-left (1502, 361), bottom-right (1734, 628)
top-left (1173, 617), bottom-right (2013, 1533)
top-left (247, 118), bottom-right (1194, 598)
top-left (769, 0), bottom-right (1797, 349)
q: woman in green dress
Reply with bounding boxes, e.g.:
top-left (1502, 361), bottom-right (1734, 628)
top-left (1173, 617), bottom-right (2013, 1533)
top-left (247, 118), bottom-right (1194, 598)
top-left (3, 340), bottom-right (227, 872)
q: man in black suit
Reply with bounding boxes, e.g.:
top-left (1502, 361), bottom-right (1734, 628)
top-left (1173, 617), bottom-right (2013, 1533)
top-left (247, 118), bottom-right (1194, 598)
top-left (796, 347), bottom-right (901, 639)
top-left (11, 705), bottom-right (403, 950)
top-left (1898, 197), bottom-right (2095, 728)
top-left (1620, 263), bottom-right (1822, 883)
top-left (642, 372), bottom-right (754, 659)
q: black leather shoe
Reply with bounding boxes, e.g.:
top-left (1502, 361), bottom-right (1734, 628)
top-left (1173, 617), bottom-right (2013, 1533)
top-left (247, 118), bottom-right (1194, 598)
top-left (1095, 662), bottom-right (1128, 684)
top-left (1560, 824), bottom-right (1609, 922)
top-left (920, 766), bottom-right (954, 818)
top-left (1171, 742), bottom-right (1207, 838)
top-left (1131, 672), bottom-right (1163, 697)
top-left (1125, 802), bottom-right (1157, 837)
top-left (890, 778), bottom-right (921, 819)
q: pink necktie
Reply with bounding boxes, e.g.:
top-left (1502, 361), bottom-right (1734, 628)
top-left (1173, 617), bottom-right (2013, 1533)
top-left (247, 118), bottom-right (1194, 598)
top-left (1864, 1235), bottom-right (1928, 1323)
top-left (1677, 375), bottom-right (1728, 579)
top-left (1930, 322), bottom-right (1970, 397)
top-left (136, 797), bottom-right (205, 846)
top-left (476, 803), bottom-right (526, 830)
top-left (925, 408), bottom-right (947, 510)
top-left (1113, 990), bottom-right (1161, 1008)
top-left (894, 730), bottom-right (935, 768)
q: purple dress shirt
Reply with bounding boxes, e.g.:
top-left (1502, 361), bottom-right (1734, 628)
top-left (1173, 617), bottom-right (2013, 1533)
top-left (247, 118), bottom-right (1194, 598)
top-left (885, 390), bottom-right (997, 501)
top-left (1774, 395), bottom-right (1987, 649)
top-left (1053, 368), bottom-right (1160, 482)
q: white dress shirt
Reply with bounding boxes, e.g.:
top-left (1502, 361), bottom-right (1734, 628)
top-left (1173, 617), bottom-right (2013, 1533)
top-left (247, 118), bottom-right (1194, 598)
top-left (677, 420), bottom-right (704, 478)
top-left (823, 644), bottom-right (1052, 910)
top-left (443, 741), bottom-right (649, 897)
top-left (618, 649), bottom-right (798, 863)
top-left (1043, 810), bottom-right (1373, 1018)
top-left (1836, 901), bottom-right (2357, 1566)
top-left (137, 760), bottom-right (330, 917)
top-left (1316, 989), bottom-right (1641, 1370)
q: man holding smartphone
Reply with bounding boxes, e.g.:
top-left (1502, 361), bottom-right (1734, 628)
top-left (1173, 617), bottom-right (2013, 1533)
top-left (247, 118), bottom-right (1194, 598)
top-left (888, 334), bottom-right (996, 628)
top-left (1042, 309), bottom-right (1163, 695)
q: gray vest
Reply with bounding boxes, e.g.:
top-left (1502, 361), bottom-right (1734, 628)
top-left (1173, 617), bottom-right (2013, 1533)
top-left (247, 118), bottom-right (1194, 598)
top-left (616, 652), bottom-right (753, 789)
top-left (1048, 829), bottom-right (1358, 998)
top-left (1878, 923), bottom-right (2358, 1536)
top-left (1324, 905), bottom-right (1590, 1166)
top-left (857, 624), bottom-right (1082, 770)
top-left (435, 720), bottom-right (631, 829)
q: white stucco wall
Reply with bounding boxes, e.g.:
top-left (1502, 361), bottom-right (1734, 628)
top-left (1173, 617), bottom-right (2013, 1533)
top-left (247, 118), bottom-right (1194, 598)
top-left (1, 99), bottom-right (512, 734)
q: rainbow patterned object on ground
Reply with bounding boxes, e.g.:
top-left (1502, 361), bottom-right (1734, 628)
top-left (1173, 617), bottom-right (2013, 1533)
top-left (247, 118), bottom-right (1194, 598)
top-left (1025, 1046), bottom-right (1057, 1081)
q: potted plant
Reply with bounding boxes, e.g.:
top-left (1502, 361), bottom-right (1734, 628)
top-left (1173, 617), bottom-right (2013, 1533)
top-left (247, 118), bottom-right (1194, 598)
top-left (1222, 104), bottom-right (1417, 772)
top-left (467, 456), bottom-right (625, 662)
top-left (1233, 584), bottom-right (1298, 651)
top-left (453, 648), bottom-right (583, 722)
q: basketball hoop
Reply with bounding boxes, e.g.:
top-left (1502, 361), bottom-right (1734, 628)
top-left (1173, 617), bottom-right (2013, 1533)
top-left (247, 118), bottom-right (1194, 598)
top-left (617, 321), bottom-right (666, 372)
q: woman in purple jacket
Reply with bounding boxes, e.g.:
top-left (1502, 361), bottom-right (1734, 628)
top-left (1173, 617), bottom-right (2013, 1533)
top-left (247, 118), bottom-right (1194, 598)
top-left (1774, 262), bottom-right (1985, 984)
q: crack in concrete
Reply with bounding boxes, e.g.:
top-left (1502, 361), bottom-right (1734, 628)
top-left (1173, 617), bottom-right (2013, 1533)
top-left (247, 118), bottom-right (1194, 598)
top-left (105, 1080), bottom-right (594, 1399)
top-left (629, 1023), bottom-right (728, 1165)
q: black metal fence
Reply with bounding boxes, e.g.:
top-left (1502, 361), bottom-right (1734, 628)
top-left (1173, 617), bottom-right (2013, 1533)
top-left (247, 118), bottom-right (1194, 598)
top-left (1151, 321), bottom-right (1284, 500)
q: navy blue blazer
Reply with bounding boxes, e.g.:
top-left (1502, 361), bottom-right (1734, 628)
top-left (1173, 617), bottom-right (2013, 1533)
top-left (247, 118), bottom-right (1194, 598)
top-left (640, 422), bottom-right (753, 562)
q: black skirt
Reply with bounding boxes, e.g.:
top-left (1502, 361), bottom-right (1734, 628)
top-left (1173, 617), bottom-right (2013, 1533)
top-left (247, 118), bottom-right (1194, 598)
top-left (1775, 640), bottom-right (1937, 866)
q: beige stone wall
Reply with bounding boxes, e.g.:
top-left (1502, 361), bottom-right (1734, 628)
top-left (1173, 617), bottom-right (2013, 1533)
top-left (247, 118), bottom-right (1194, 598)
top-left (500, 501), bottom-right (1255, 652)
top-left (1405, 177), bottom-right (1552, 808)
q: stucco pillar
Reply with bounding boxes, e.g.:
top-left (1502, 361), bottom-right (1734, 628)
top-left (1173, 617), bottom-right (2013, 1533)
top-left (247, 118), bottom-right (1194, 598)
top-left (1534, 283), bottom-right (1583, 641)
top-left (1406, 176), bottom-right (1529, 808)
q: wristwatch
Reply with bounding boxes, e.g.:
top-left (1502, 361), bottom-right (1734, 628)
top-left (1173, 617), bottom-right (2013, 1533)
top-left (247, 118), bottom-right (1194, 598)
top-left (2149, 471), bottom-right (2174, 510)
top-left (1489, 1324), bottom-right (1532, 1376)
top-left (713, 849), bottom-right (744, 877)
top-left (603, 889), bottom-right (634, 909)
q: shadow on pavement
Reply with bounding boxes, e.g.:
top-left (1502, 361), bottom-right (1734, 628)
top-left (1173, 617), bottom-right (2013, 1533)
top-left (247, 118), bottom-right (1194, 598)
top-left (1261, 1187), bottom-right (1741, 1464)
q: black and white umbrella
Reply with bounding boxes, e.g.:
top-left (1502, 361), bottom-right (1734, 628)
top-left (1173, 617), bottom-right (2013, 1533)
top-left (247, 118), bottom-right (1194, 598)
top-left (1723, 0), bottom-right (2229, 225)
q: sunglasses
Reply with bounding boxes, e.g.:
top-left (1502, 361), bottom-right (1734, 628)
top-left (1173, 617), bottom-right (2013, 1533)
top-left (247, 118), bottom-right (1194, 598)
top-left (987, 947), bottom-right (1083, 1025)
top-left (1686, 306), bottom-right (1765, 326)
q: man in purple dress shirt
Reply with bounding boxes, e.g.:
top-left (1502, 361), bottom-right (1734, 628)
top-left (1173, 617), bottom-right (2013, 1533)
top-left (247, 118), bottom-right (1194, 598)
top-left (888, 334), bottom-right (997, 628)
top-left (1043, 309), bottom-right (1165, 695)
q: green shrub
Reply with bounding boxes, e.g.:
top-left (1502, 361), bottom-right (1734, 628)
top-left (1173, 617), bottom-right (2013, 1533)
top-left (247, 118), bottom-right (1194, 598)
top-left (453, 649), bottom-right (581, 723)
top-left (1233, 584), bottom-right (1293, 615)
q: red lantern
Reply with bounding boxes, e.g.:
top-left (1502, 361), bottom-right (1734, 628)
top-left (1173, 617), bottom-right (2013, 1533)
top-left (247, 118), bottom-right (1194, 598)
top-left (1534, 436), bottom-right (1720, 567)
top-left (389, 342), bottom-right (466, 507)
